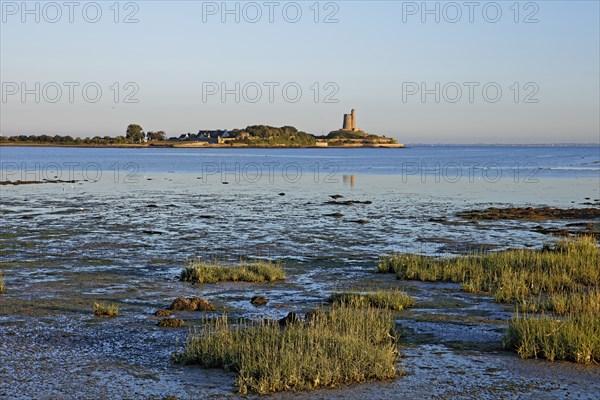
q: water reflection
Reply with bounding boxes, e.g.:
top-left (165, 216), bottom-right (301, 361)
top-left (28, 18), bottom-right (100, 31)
top-left (343, 175), bottom-right (356, 188)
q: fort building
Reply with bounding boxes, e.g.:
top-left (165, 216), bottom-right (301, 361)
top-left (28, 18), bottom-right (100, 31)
top-left (342, 109), bottom-right (358, 131)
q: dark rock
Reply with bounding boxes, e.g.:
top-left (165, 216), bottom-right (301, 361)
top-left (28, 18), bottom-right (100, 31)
top-left (146, 204), bottom-right (159, 208)
top-left (325, 213), bottom-right (344, 218)
top-left (251, 296), bottom-right (268, 305)
top-left (532, 225), bottom-right (599, 238)
top-left (348, 219), bottom-right (369, 224)
top-left (458, 206), bottom-right (600, 221)
top-left (142, 230), bottom-right (164, 235)
top-left (279, 312), bottom-right (300, 327)
top-left (330, 194), bottom-right (344, 199)
top-left (278, 193), bottom-right (285, 196)
top-left (0, 179), bottom-right (78, 186)
top-left (428, 217), bottom-right (447, 223)
top-left (416, 237), bottom-right (455, 244)
top-left (324, 200), bottom-right (372, 206)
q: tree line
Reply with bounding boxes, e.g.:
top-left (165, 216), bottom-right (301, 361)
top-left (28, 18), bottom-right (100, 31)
top-left (0, 124), bottom-right (165, 145)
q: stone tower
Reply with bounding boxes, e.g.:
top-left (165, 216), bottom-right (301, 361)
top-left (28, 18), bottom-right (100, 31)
top-left (342, 114), bottom-right (352, 131)
top-left (342, 109), bottom-right (358, 131)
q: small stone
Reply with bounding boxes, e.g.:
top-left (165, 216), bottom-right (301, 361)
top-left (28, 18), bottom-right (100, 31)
top-left (251, 296), bottom-right (268, 306)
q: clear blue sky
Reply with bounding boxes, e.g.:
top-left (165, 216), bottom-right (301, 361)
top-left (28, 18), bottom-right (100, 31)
top-left (1, 0), bottom-right (599, 143)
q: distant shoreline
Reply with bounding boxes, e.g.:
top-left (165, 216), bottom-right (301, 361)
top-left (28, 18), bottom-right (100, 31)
top-left (0, 142), bottom-right (406, 149)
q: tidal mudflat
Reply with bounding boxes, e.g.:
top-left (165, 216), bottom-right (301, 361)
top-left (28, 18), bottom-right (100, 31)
top-left (1, 146), bottom-right (599, 399)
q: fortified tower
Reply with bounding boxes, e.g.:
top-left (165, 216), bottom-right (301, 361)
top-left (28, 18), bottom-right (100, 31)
top-left (342, 114), bottom-right (352, 131)
top-left (342, 109), bottom-right (358, 131)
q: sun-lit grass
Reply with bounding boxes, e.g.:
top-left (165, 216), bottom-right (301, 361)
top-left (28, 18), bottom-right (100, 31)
top-left (378, 236), bottom-right (599, 303)
top-left (172, 305), bottom-right (399, 395)
top-left (93, 301), bottom-right (119, 317)
top-left (180, 260), bottom-right (285, 284)
top-left (546, 289), bottom-right (600, 315)
top-left (507, 288), bottom-right (600, 364)
top-left (379, 236), bottom-right (600, 364)
top-left (0, 270), bottom-right (4, 294)
top-left (330, 290), bottom-right (415, 311)
top-left (505, 308), bottom-right (600, 364)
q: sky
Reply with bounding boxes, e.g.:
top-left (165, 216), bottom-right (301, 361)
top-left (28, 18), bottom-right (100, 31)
top-left (1, 0), bottom-right (599, 144)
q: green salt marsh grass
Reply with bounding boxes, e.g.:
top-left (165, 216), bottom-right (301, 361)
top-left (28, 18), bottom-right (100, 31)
top-left (330, 290), bottom-right (415, 311)
top-left (93, 301), bottom-right (119, 317)
top-left (173, 305), bottom-right (399, 395)
top-left (180, 260), bottom-right (285, 284)
top-left (506, 288), bottom-right (600, 364)
top-left (378, 236), bottom-right (599, 303)
top-left (505, 308), bottom-right (600, 364)
top-left (379, 236), bottom-right (600, 364)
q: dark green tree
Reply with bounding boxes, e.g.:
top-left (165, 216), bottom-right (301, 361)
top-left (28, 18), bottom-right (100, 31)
top-left (147, 131), bottom-right (166, 141)
top-left (126, 124), bottom-right (144, 143)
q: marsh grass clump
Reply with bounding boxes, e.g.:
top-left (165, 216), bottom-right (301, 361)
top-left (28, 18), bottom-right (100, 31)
top-left (169, 297), bottom-right (215, 312)
top-left (180, 260), bottom-right (285, 284)
top-left (507, 289), bottom-right (600, 364)
top-left (330, 290), bottom-right (415, 311)
top-left (505, 308), bottom-right (600, 364)
top-left (0, 271), bottom-right (4, 294)
top-left (378, 236), bottom-right (599, 303)
top-left (158, 318), bottom-right (185, 328)
top-left (173, 305), bottom-right (399, 395)
top-left (93, 301), bottom-right (119, 317)
top-left (379, 237), bottom-right (600, 364)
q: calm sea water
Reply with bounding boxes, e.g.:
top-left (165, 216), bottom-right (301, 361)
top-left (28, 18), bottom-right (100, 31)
top-left (1, 144), bottom-right (598, 260)
top-left (1, 145), bottom-right (599, 178)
